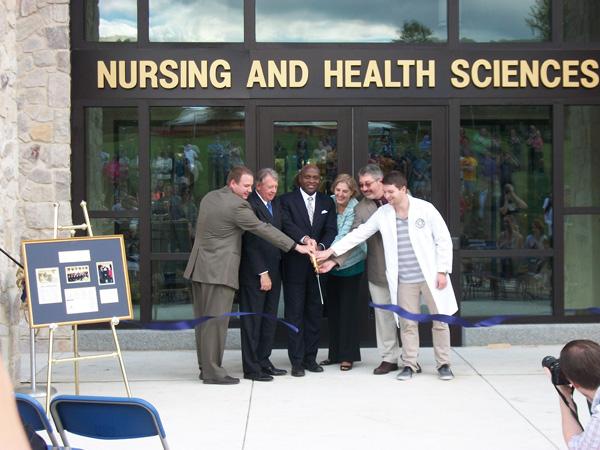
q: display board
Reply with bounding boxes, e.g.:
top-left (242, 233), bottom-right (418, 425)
top-left (22, 235), bottom-right (133, 327)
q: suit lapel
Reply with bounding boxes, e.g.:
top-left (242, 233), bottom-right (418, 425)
top-left (251, 192), bottom-right (273, 224)
top-left (295, 189), bottom-right (313, 229)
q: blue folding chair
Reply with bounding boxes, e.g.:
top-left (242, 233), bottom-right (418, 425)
top-left (49, 395), bottom-right (170, 449)
top-left (15, 392), bottom-right (62, 449)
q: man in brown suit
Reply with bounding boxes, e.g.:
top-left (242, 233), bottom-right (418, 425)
top-left (320, 164), bottom-right (402, 375)
top-left (184, 166), bottom-right (311, 385)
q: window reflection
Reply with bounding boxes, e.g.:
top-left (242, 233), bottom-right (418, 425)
top-left (367, 121), bottom-right (432, 202)
top-left (565, 106), bottom-right (600, 207)
top-left (459, 106), bottom-right (552, 248)
top-left (85, 0), bottom-right (137, 42)
top-left (460, 0), bottom-right (550, 42)
top-left (149, 0), bottom-right (243, 42)
top-left (461, 257), bottom-right (552, 317)
top-left (273, 122), bottom-right (338, 194)
top-left (564, 0), bottom-right (600, 43)
top-left (150, 107), bottom-right (245, 252)
top-left (86, 108), bottom-right (139, 212)
top-left (152, 261), bottom-right (193, 320)
top-left (564, 215), bottom-right (600, 315)
top-left (256, 0), bottom-right (446, 43)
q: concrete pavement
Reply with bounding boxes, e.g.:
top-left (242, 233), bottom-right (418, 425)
top-left (20, 345), bottom-right (587, 449)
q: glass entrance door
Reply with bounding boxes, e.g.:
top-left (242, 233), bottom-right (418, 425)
top-left (258, 106), bottom-right (451, 348)
top-left (354, 106), bottom-right (452, 346)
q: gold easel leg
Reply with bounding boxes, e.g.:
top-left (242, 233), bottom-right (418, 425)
top-left (73, 324), bottom-right (80, 395)
top-left (111, 321), bottom-right (131, 397)
top-left (46, 326), bottom-right (55, 412)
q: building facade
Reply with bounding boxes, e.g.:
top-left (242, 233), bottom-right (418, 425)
top-left (1, 1), bottom-right (599, 374)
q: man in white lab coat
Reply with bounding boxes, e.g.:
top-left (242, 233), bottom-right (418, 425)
top-left (317, 171), bottom-right (457, 381)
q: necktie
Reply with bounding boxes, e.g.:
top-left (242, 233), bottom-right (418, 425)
top-left (307, 196), bottom-right (314, 225)
top-left (266, 201), bottom-right (273, 216)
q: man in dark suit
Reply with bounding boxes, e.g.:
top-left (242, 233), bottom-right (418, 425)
top-left (239, 168), bottom-right (287, 382)
top-left (280, 164), bottom-right (337, 377)
top-left (184, 166), bottom-right (311, 385)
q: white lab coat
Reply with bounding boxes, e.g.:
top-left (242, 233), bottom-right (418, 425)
top-left (331, 196), bottom-right (458, 316)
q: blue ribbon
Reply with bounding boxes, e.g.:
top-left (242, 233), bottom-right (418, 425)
top-left (370, 303), bottom-right (600, 328)
top-left (124, 312), bottom-right (299, 333)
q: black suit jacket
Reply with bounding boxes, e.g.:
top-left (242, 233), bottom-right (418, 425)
top-left (280, 188), bottom-right (337, 284)
top-left (239, 191), bottom-right (283, 286)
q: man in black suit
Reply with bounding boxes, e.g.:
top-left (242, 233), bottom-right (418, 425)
top-left (280, 164), bottom-right (337, 377)
top-left (239, 168), bottom-right (288, 382)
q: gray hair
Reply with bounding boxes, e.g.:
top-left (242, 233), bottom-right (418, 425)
top-left (357, 164), bottom-right (383, 180)
top-left (256, 168), bottom-right (279, 183)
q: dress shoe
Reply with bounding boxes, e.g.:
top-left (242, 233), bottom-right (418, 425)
top-left (262, 365), bottom-right (287, 376)
top-left (373, 361), bottom-right (399, 375)
top-left (244, 373), bottom-right (274, 382)
top-left (303, 362), bottom-right (324, 373)
top-left (291, 366), bottom-right (305, 377)
top-left (203, 375), bottom-right (240, 385)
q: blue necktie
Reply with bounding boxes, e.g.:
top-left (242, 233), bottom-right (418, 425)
top-left (266, 201), bottom-right (273, 216)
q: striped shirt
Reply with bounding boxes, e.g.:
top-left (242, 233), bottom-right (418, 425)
top-left (396, 217), bottom-right (425, 283)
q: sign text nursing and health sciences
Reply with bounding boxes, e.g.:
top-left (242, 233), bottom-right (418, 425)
top-left (97, 58), bottom-right (600, 90)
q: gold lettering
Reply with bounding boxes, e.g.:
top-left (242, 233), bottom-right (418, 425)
top-left (416, 60), bottom-right (435, 88)
top-left (158, 60), bottom-right (178, 89)
top-left (97, 61), bottom-right (116, 89)
top-left (247, 60), bottom-right (267, 88)
top-left (188, 60), bottom-right (208, 88)
top-left (211, 59), bottom-right (231, 89)
top-left (581, 59), bottom-right (600, 88)
top-left (289, 60), bottom-right (309, 88)
top-left (397, 60), bottom-right (415, 87)
top-left (450, 59), bottom-right (470, 88)
top-left (363, 60), bottom-right (383, 88)
top-left (519, 60), bottom-right (539, 87)
top-left (345, 60), bottom-right (362, 88)
top-left (324, 60), bottom-right (343, 88)
top-left (562, 60), bottom-right (580, 88)
top-left (472, 59), bottom-right (492, 88)
top-left (540, 59), bottom-right (561, 88)
top-left (118, 60), bottom-right (137, 89)
top-left (139, 60), bottom-right (158, 88)
top-left (267, 60), bottom-right (287, 88)
top-left (501, 60), bottom-right (519, 87)
top-left (384, 60), bottom-right (401, 87)
top-left (493, 60), bottom-right (501, 87)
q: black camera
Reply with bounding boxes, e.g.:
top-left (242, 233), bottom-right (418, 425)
top-left (542, 356), bottom-right (569, 385)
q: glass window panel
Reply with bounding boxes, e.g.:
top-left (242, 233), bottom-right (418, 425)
top-left (85, 0), bottom-right (137, 42)
top-left (152, 261), bottom-right (193, 320)
top-left (459, 106), bottom-right (553, 249)
top-left (273, 122), bottom-right (338, 194)
top-left (460, 0), bottom-right (550, 42)
top-left (86, 108), bottom-right (139, 212)
top-left (256, 0), bottom-right (446, 43)
top-left (564, 106), bottom-right (600, 207)
top-left (367, 121), bottom-right (433, 202)
top-left (564, 0), bottom-right (600, 43)
top-left (150, 107), bottom-right (245, 252)
top-left (149, 0), bottom-right (243, 42)
top-left (460, 257), bottom-right (552, 317)
top-left (564, 215), bottom-right (600, 315)
top-left (91, 218), bottom-right (140, 319)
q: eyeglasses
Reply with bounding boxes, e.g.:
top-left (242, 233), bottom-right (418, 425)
top-left (358, 180), bottom-right (380, 189)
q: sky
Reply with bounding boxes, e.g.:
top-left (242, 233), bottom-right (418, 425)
top-left (94, 0), bottom-right (546, 43)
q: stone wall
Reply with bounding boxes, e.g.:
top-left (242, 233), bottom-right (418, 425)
top-left (0, 0), bottom-right (21, 378)
top-left (0, 0), bottom-right (73, 381)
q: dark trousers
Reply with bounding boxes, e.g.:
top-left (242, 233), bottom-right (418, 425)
top-left (283, 274), bottom-right (323, 367)
top-left (325, 273), bottom-right (362, 363)
top-left (192, 282), bottom-right (235, 381)
top-left (239, 272), bottom-right (281, 376)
